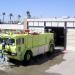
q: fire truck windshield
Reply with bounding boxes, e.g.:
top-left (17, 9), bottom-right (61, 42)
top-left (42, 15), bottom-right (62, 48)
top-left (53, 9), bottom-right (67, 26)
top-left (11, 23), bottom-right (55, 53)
top-left (0, 38), bottom-right (15, 45)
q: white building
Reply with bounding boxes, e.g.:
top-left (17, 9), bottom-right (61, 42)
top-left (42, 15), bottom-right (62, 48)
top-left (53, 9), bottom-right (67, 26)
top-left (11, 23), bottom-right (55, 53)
top-left (0, 24), bottom-right (24, 30)
top-left (27, 17), bottom-right (75, 51)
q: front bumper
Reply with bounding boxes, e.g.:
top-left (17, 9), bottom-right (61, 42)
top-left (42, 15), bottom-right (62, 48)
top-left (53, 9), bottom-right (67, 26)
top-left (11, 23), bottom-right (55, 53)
top-left (0, 50), bottom-right (17, 56)
top-left (0, 50), bottom-right (21, 61)
top-left (5, 51), bottom-right (17, 56)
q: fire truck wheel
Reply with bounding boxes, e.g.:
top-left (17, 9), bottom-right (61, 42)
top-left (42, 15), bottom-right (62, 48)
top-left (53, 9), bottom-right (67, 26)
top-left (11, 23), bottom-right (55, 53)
top-left (49, 44), bottom-right (54, 53)
top-left (24, 51), bottom-right (32, 62)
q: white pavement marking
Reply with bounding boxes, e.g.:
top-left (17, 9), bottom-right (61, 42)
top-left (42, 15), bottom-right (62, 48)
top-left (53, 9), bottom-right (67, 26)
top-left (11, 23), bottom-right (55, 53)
top-left (45, 50), bottom-right (75, 75)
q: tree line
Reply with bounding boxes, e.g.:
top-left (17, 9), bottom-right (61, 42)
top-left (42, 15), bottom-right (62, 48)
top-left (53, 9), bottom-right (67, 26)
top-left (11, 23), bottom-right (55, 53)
top-left (0, 11), bottom-right (31, 24)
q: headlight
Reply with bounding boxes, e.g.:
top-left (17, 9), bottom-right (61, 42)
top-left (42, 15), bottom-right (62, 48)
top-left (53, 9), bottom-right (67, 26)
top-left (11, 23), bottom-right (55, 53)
top-left (11, 53), bottom-right (17, 56)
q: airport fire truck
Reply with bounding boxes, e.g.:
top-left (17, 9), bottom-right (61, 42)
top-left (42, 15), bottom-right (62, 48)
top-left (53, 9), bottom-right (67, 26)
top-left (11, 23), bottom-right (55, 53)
top-left (0, 31), bottom-right (54, 61)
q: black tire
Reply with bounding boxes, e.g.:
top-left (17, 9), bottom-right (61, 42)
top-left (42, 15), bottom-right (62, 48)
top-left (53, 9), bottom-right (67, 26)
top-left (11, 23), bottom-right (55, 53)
top-left (24, 51), bottom-right (32, 62)
top-left (49, 44), bottom-right (54, 53)
top-left (47, 44), bottom-right (54, 57)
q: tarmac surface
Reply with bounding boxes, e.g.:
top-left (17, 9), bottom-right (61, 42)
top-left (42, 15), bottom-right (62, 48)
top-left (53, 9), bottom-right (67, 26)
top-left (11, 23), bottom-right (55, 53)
top-left (0, 47), bottom-right (74, 75)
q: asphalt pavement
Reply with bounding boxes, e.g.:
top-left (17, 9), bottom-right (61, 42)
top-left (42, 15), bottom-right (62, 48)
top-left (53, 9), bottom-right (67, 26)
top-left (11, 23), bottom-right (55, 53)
top-left (0, 48), bottom-right (75, 75)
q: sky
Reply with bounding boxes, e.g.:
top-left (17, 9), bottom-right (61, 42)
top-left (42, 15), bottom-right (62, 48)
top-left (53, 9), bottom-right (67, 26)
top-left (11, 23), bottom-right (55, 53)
top-left (0, 0), bottom-right (75, 21)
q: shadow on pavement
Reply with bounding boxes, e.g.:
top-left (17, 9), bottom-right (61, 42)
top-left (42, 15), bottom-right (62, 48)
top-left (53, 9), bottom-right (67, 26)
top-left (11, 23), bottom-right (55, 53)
top-left (9, 49), bottom-right (65, 68)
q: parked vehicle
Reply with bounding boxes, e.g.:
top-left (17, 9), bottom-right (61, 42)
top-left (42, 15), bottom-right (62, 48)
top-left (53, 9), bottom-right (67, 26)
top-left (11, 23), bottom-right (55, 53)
top-left (0, 32), bottom-right (54, 61)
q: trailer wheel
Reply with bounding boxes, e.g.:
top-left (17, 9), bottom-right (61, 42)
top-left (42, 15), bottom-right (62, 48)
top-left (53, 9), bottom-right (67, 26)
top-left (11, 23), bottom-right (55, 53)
top-left (24, 51), bottom-right (32, 62)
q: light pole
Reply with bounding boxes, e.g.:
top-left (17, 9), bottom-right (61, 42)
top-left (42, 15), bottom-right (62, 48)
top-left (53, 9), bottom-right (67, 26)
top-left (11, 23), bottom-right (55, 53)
top-left (2, 12), bottom-right (5, 23)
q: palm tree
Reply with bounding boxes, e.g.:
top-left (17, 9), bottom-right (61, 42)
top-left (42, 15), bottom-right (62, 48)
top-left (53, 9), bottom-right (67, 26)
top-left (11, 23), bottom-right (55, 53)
top-left (26, 11), bottom-right (31, 18)
top-left (18, 14), bottom-right (21, 23)
top-left (9, 13), bottom-right (13, 24)
top-left (2, 12), bottom-right (6, 23)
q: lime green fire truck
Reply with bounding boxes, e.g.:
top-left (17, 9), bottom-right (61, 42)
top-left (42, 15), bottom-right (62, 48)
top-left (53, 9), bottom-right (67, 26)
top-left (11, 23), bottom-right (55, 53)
top-left (0, 32), bottom-right (54, 61)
